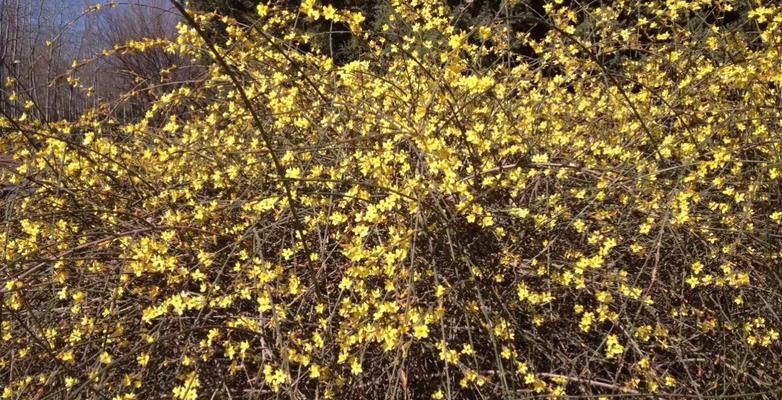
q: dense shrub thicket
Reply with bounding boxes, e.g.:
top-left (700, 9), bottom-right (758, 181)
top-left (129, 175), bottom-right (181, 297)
top-left (2, 0), bottom-right (782, 398)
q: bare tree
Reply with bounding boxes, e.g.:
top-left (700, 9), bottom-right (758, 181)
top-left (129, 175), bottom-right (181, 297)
top-left (1, 0), bottom-right (81, 120)
top-left (1, 0), bottom-right (194, 122)
top-left (85, 0), bottom-right (198, 120)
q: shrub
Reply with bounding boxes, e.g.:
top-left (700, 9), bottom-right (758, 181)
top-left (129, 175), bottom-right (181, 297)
top-left (2, 0), bottom-right (782, 398)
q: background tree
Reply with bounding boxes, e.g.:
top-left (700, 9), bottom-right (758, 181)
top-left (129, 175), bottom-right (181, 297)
top-left (1, 0), bottom-right (193, 122)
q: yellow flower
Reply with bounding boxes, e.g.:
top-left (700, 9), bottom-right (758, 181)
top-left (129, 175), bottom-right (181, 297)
top-left (172, 372), bottom-right (200, 400)
top-left (137, 353), bottom-right (150, 367)
top-left (60, 350), bottom-right (75, 363)
top-left (413, 324), bottom-right (429, 339)
top-left (99, 351), bottom-right (112, 364)
top-left (605, 335), bottom-right (624, 359)
top-left (323, 5), bottom-right (337, 20)
top-left (350, 358), bottom-right (363, 375)
top-left (309, 364), bottom-right (321, 379)
top-left (435, 284), bottom-right (447, 298)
